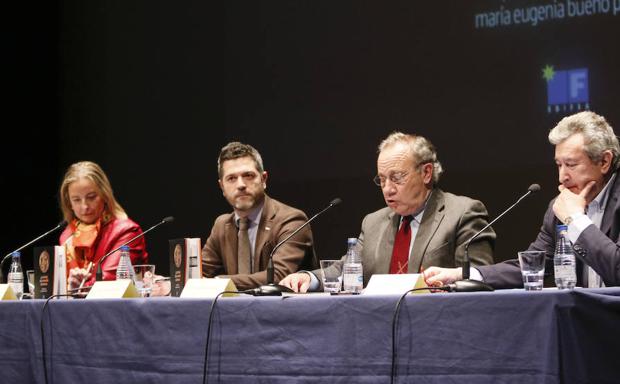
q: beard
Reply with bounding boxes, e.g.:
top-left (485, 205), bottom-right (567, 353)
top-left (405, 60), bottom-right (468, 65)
top-left (233, 193), bottom-right (263, 211)
top-left (234, 198), bottom-right (255, 211)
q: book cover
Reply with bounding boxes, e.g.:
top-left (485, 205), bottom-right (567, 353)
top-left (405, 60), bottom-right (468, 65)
top-left (169, 238), bottom-right (202, 297)
top-left (33, 246), bottom-right (54, 299)
top-left (33, 246), bottom-right (67, 298)
top-left (169, 239), bottom-right (186, 297)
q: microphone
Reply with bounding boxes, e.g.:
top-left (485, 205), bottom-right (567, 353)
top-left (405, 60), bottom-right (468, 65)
top-left (458, 183), bottom-right (541, 292)
top-left (78, 216), bottom-right (174, 290)
top-left (0, 221), bottom-right (67, 283)
top-left (248, 198), bottom-right (342, 296)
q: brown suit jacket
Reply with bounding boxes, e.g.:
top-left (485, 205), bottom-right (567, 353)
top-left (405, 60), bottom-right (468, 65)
top-left (202, 195), bottom-right (316, 290)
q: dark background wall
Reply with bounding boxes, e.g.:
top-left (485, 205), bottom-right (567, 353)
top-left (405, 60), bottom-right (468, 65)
top-left (4, 1), bottom-right (620, 277)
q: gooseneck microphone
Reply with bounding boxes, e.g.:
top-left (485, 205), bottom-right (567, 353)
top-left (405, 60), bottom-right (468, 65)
top-left (456, 183), bottom-right (541, 292)
top-left (0, 221), bottom-right (67, 283)
top-left (245, 198), bottom-right (342, 296)
top-left (78, 216), bottom-right (175, 289)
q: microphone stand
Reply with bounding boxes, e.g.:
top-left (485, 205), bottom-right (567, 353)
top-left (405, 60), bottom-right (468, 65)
top-left (457, 184), bottom-right (540, 292)
top-left (247, 198), bottom-right (342, 296)
top-left (0, 221), bottom-right (67, 283)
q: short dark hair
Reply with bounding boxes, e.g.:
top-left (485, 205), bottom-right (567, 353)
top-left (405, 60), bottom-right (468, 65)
top-left (217, 141), bottom-right (264, 177)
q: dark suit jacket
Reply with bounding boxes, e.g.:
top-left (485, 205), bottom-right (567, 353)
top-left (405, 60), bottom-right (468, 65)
top-left (202, 195), bottom-right (316, 290)
top-left (317, 189), bottom-right (495, 287)
top-left (480, 173), bottom-right (620, 288)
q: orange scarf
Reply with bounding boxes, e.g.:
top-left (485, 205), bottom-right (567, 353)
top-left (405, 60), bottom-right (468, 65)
top-left (65, 218), bottom-right (102, 275)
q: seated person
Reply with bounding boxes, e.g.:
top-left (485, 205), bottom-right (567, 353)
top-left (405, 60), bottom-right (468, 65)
top-left (58, 161), bottom-right (148, 290)
top-left (280, 132), bottom-right (495, 292)
top-left (202, 142), bottom-right (316, 290)
top-left (425, 111), bottom-right (620, 288)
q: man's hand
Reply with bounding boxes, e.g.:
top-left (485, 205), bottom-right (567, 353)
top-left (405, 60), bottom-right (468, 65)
top-left (553, 181), bottom-right (595, 223)
top-left (423, 267), bottom-right (462, 287)
top-left (279, 272), bottom-right (311, 293)
top-left (151, 276), bottom-right (171, 297)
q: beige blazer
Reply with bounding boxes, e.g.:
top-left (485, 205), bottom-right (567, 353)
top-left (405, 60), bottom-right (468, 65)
top-left (317, 189), bottom-right (495, 287)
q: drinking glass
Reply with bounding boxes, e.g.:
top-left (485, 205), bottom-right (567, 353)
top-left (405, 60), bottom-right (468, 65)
top-left (319, 260), bottom-right (342, 293)
top-left (133, 264), bottom-right (156, 297)
top-left (26, 270), bottom-right (35, 295)
top-left (518, 251), bottom-right (546, 291)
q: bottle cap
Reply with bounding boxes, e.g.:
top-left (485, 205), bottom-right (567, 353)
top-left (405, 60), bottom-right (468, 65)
top-left (12, 251), bottom-right (21, 258)
top-left (347, 238), bottom-right (357, 245)
top-left (120, 245), bottom-right (130, 252)
top-left (556, 224), bottom-right (568, 232)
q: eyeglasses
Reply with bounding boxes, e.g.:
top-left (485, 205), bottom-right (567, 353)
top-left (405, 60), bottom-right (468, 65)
top-left (373, 171), bottom-right (409, 187)
top-left (373, 162), bottom-right (432, 187)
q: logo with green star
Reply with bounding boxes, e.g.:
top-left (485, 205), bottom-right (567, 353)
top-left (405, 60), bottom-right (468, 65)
top-left (542, 65), bottom-right (555, 81)
top-left (542, 64), bottom-right (589, 114)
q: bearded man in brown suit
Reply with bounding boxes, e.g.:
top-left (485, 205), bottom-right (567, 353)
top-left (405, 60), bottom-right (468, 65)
top-left (202, 142), bottom-right (315, 290)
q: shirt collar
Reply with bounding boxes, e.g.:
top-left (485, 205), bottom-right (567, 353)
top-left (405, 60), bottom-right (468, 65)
top-left (401, 190), bottom-right (431, 224)
top-left (411, 209), bottom-right (424, 224)
top-left (234, 200), bottom-right (265, 228)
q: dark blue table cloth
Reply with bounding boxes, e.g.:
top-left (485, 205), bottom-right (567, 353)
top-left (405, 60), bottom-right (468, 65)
top-left (1, 288), bottom-right (619, 383)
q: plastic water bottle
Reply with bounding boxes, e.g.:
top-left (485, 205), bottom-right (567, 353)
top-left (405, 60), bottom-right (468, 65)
top-left (115, 246), bottom-right (136, 282)
top-left (554, 225), bottom-right (577, 290)
top-left (342, 238), bottom-right (363, 294)
top-left (8, 251), bottom-right (24, 300)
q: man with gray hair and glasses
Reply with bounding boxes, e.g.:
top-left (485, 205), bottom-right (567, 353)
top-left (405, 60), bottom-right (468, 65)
top-left (280, 132), bottom-right (495, 292)
top-left (426, 111), bottom-right (620, 288)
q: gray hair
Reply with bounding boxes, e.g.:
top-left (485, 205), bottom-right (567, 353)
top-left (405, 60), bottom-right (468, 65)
top-left (378, 132), bottom-right (444, 185)
top-left (217, 142), bottom-right (265, 177)
top-left (549, 111), bottom-right (620, 171)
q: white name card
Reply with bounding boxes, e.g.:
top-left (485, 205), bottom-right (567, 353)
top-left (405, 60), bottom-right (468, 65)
top-left (363, 273), bottom-right (430, 295)
top-left (86, 280), bottom-right (139, 299)
top-left (0, 284), bottom-right (17, 300)
top-left (180, 278), bottom-right (237, 298)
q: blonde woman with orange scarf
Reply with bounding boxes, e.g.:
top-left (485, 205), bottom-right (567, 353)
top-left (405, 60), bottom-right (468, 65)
top-left (58, 161), bottom-right (148, 290)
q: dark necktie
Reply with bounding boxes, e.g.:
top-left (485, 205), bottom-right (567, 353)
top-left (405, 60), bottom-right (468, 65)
top-left (238, 217), bottom-right (251, 274)
top-left (390, 215), bottom-right (413, 274)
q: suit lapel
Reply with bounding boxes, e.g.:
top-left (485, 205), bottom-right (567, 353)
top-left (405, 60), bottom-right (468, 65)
top-left (224, 215), bottom-right (239, 274)
top-left (375, 210), bottom-right (399, 274)
top-left (409, 189), bottom-right (444, 272)
top-left (254, 196), bottom-right (274, 272)
top-left (601, 172), bottom-right (620, 237)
